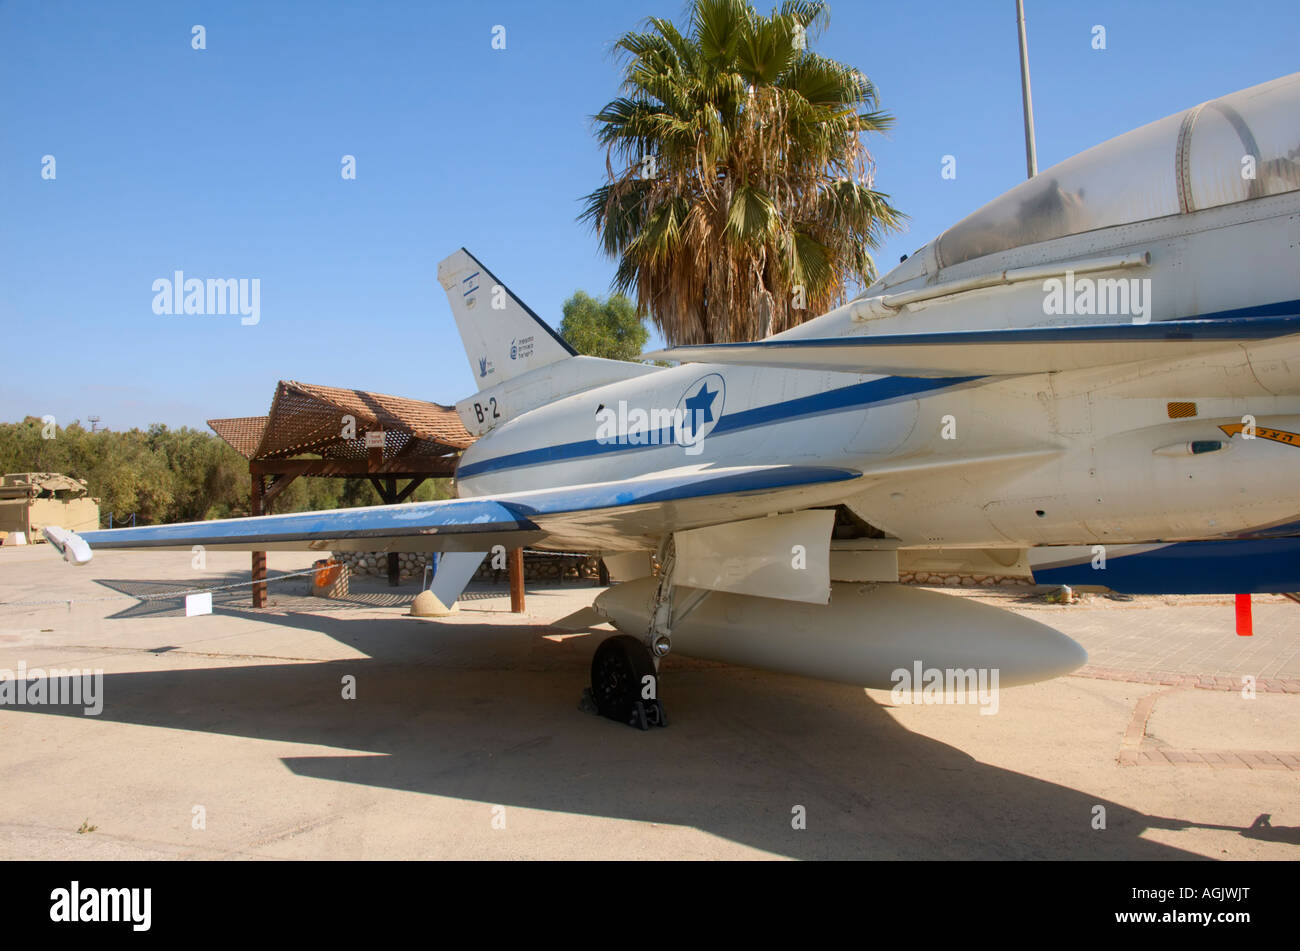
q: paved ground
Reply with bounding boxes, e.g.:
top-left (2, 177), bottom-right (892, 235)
top-left (0, 544), bottom-right (1296, 860)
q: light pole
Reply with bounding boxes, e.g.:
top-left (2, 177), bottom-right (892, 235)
top-left (1016, 0), bottom-right (1038, 179)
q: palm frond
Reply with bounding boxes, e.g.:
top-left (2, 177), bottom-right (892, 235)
top-left (582, 0), bottom-right (903, 346)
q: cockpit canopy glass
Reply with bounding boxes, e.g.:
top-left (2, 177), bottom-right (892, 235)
top-left (934, 73), bottom-right (1300, 270)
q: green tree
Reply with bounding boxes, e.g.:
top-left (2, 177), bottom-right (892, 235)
top-left (559, 290), bottom-right (650, 361)
top-left (581, 0), bottom-right (903, 346)
top-left (0, 417), bottom-right (457, 525)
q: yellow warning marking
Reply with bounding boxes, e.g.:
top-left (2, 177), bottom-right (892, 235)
top-left (1218, 422), bottom-right (1300, 447)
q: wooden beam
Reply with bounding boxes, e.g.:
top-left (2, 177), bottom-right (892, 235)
top-left (260, 472), bottom-right (298, 507)
top-left (250, 457), bottom-right (458, 478)
top-left (509, 548), bottom-right (525, 613)
top-left (366, 476), bottom-right (428, 506)
top-left (393, 477), bottom-right (428, 504)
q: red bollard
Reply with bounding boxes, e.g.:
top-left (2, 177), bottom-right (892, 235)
top-left (1235, 593), bottom-right (1253, 636)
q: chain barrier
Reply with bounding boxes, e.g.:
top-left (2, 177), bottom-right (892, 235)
top-left (0, 565), bottom-right (323, 609)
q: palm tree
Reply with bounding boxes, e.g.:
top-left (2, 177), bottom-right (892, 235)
top-left (581, 0), bottom-right (904, 346)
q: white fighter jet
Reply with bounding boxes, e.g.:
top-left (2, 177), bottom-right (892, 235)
top-left (47, 72), bottom-right (1300, 728)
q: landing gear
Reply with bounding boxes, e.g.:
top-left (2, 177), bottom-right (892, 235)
top-left (580, 536), bottom-right (689, 730)
top-left (583, 635), bottom-right (667, 730)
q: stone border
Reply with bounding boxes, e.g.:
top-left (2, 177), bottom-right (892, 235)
top-left (1107, 676), bottom-right (1300, 770)
top-left (1073, 665), bottom-right (1300, 694)
top-left (1117, 748), bottom-right (1299, 769)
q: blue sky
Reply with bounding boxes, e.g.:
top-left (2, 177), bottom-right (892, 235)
top-left (2, 0), bottom-right (1297, 430)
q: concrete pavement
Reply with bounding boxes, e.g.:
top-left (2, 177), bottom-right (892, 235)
top-left (0, 544), bottom-right (1296, 859)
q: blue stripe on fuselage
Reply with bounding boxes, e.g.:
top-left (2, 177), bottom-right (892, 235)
top-left (456, 374), bottom-right (980, 479)
top-left (1033, 537), bottom-right (1300, 594)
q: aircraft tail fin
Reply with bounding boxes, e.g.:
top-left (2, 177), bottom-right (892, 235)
top-left (438, 248), bottom-right (576, 391)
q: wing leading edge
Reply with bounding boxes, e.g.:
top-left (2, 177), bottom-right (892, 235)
top-left (53, 465), bottom-right (862, 562)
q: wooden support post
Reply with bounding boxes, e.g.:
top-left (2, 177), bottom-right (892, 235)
top-left (509, 547), bottom-right (525, 613)
top-left (385, 478), bottom-right (400, 587)
top-left (251, 475), bottom-right (267, 608)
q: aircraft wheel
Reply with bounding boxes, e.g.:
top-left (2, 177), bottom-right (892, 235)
top-left (590, 635), bottom-right (662, 728)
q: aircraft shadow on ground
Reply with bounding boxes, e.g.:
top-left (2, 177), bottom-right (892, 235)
top-left (94, 574), bottom-right (411, 620)
top-left (7, 606), bottom-right (1283, 859)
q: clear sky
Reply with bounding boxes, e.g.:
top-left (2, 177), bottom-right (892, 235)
top-left (3, 0), bottom-right (1297, 431)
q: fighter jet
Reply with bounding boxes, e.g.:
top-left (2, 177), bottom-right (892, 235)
top-left (46, 72), bottom-right (1300, 728)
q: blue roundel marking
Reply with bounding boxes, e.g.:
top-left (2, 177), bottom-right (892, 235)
top-left (675, 372), bottom-right (726, 445)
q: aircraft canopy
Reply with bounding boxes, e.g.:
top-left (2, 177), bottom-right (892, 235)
top-left (934, 72), bottom-right (1300, 270)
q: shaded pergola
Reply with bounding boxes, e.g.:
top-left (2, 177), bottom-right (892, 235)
top-left (208, 380), bottom-right (525, 607)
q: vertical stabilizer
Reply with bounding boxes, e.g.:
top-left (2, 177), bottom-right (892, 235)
top-left (437, 248), bottom-right (576, 391)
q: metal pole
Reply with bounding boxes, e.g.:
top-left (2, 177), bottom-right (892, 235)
top-left (1016, 0), bottom-right (1038, 178)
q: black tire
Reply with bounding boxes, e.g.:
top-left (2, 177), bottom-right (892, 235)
top-left (590, 635), bottom-right (656, 725)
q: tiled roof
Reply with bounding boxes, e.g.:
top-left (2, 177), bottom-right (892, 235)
top-left (207, 416), bottom-right (269, 460)
top-left (209, 381), bottom-right (474, 462)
